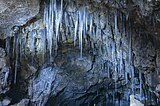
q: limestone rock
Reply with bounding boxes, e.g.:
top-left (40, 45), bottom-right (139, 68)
top-left (0, 0), bottom-right (40, 39)
top-left (28, 67), bottom-right (58, 106)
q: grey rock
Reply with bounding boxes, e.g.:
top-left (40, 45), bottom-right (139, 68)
top-left (11, 99), bottom-right (29, 106)
top-left (28, 47), bottom-right (131, 106)
top-left (133, 0), bottom-right (153, 16)
top-left (0, 48), bottom-right (6, 58)
top-left (0, 98), bottom-right (11, 106)
top-left (0, 0), bottom-right (40, 38)
top-left (133, 36), bottom-right (156, 69)
top-left (0, 0), bottom-right (159, 105)
top-left (156, 50), bottom-right (160, 68)
top-left (28, 67), bottom-right (58, 106)
top-left (156, 84), bottom-right (160, 92)
top-left (0, 48), bottom-right (10, 94)
top-left (145, 69), bottom-right (160, 88)
top-left (0, 67), bottom-right (10, 94)
top-left (0, 58), bottom-right (6, 69)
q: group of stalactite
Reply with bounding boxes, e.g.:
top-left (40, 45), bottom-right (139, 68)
top-left (4, 0), bottom-right (158, 105)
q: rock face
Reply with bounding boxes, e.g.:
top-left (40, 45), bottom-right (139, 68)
top-left (29, 67), bottom-right (58, 106)
top-left (28, 46), bottom-right (129, 106)
top-left (0, 0), bottom-right (40, 39)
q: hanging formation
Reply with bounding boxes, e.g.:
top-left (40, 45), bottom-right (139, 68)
top-left (4, 0), bottom-right (145, 102)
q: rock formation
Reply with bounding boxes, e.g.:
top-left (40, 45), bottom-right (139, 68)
top-left (0, 0), bottom-right (159, 106)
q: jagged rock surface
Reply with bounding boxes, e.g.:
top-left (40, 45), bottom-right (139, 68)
top-left (28, 46), bottom-right (129, 106)
top-left (0, 0), bottom-right (40, 39)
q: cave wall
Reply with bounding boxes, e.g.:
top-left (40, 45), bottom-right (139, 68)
top-left (0, 0), bottom-right (40, 39)
top-left (0, 0), bottom-right (160, 106)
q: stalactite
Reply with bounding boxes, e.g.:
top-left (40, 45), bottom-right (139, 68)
top-left (119, 48), bottom-right (123, 76)
top-left (114, 10), bottom-right (118, 36)
top-left (111, 41), bottom-right (115, 62)
top-left (55, 0), bottom-right (63, 42)
top-left (23, 34), bottom-right (27, 59)
top-left (8, 1), bottom-right (132, 83)
top-left (68, 14), bottom-right (75, 37)
top-left (68, 16), bottom-right (73, 37)
top-left (5, 37), bottom-right (11, 56)
top-left (128, 20), bottom-right (135, 96)
top-left (44, 1), bottom-right (52, 60)
top-left (131, 66), bottom-right (134, 95)
top-left (107, 62), bottom-right (110, 78)
top-left (106, 12), bottom-right (109, 37)
top-left (78, 9), bottom-right (83, 58)
top-left (74, 12), bottom-right (78, 46)
top-left (64, 12), bottom-right (69, 36)
top-left (105, 12), bottom-right (109, 57)
top-left (83, 7), bottom-right (88, 46)
top-left (85, 11), bottom-right (88, 35)
top-left (95, 12), bottom-right (100, 39)
top-left (128, 22), bottom-right (132, 65)
top-left (139, 70), bottom-right (143, 101)
top-left (12, 32), bottom-right (16, 58)
top-left (14, 31), bottom-right (19, 84)
top-left (114, 63), bottom-right (118, 92)
top-left (121, 13), bottom-right (125, 36)
top-left (89, 14), bottom-right (93, 37)
top-left (4, 68), bottom-right (9, 86)
top-left (40, 29), bottom-right (46, 63)
top-left (30, 31), bottom-right (36, 64)
top-left (83, 7), bottom-right (86, 38)
top-left (125, 65), bottom-right (128, 84)
top-left (19, 34), bottom-right (22, 62)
